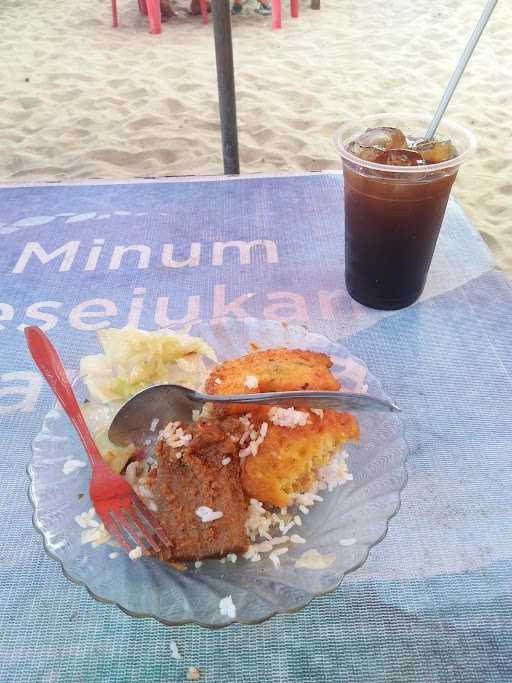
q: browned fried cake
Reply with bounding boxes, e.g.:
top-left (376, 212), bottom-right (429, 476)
top-left (241, 410), bottom-right (359, 507)
top-left (152, 418), bottom-right (249, 562)
top-left (205, 347), bottom-right (341, 419)
top-left (205, 348), bottom-right (359, 507)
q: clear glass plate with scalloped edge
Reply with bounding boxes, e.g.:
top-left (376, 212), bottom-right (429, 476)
top-left (28, 318), bottom-right (408, 628)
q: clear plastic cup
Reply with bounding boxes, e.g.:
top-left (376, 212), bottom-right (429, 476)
top-left (334, 113), bottom-right (476, 310)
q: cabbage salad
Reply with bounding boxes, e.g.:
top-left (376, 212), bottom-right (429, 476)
top-left (80, 326), bottom-right (215, 472)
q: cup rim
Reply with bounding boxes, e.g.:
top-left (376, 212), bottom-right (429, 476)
top-left (333, 112), bottom-right (477, 175)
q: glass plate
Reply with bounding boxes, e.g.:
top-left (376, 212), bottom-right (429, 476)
top-left (28, 318), bottom-right (408, 627)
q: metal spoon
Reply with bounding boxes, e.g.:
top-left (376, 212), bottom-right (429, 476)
top-left (108, 384), bottom-right (400, 447)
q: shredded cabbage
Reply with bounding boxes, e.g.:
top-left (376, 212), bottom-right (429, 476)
top-left (80, 326), bottom-right (215, 470)
top-left (80, 326), bottom-right (215, 403)
top-left (81, 401), bottom-right (135, 473)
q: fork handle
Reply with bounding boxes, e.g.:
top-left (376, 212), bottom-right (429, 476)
top-left (25, 326), bottom-right (104, 468)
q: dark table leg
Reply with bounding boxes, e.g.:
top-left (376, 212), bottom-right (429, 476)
top-left (211, 0), bottom-right (240, 175)
top-left (311, 0), bottom-right (320, 9)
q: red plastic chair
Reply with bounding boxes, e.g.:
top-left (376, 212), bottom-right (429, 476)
top-left (272, 0), bottom-right (299, 29)
top-left (141, 0), bottom-right (209, 25)
top-left (195, 0), bottom-right (210, 24)
top-left (111, 0), bottom-right (162, 34)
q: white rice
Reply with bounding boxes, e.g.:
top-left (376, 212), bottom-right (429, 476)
top-left (80, 524), bottom-right (111, 548)
top-left (219, 595), bottom-right (236, 619)
top-left (75, 508), bottom-right (97, 529)
top-left (238, 420), bottom-right (268, 460)
top-left (195, 506), bottom-right (223, 523)
top-left (125, 462), bottom-right (139, 486)
top-left (339, 538), bottom-right (357, 546)
top-left (221, 457), bottom-right (231, 466)
top-left (186, 666), bottom-right (201, 681)
top-left (75, 508), bottom-right (112, 548)
top-left (269, 547), bottom-right (288, 568)
top-left (238, 446), bottom-right (353, 568)
top-left (280, 521), bottom-right (295, 535)
top-left (268, 406), bottom-right (309, 428)
top-left (244, 375), bottom-right (259, 389)
top-left (169, 640), bottom-right (182, 660)
top-left (128, 546), bottom-right (143, 560)
top-left (159, 421), bottom-right (193, 449)
top-left (295, 549), bottom-right (335, 570)
top-left (239, 414), bottom-right (251, 430)
top-left (136, 484), bottom-right (154, 500)
top-left (271, 535), bottom-right (290, 546)
top-left (149, 417), bottom-right (160, 432)
top-left (62, 459), bottom-right (86, 475)
top-left (126, 461), bottom-right (151, 492)
top-left (245, 498), bottom-right (273, 541)
top-left (249, 540), bottom-right (273, 554)
top-left (243, 548), bottom-right (262, 562)
top-left (315, 450), bottom-right (351, 491)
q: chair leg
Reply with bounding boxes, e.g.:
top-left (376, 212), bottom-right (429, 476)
top-left (112, 0), bottom-right (118, 27)
top-left (272, 0), bottom-right (282, 29)
top-left (145, 0), bottom-right (162, 33)
top-left (199, 0), bottom-right (209, 23)
top-left (291, 0), bottom-right (299, 18)
top-left (139, 0), bottom-right (148, 16)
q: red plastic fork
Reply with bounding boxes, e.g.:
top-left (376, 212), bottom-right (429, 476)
top-left (25, 326), bottom-right (170, 557)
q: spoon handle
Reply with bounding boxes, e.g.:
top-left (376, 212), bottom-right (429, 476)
top-left (196, 390), bottom-right (400, 413)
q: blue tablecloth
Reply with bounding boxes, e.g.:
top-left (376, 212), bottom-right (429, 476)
top-left (1, 173), bottom-right (511, 682)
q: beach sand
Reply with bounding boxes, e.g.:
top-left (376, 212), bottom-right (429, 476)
top-left (1, 0), bottom-right (511, 274)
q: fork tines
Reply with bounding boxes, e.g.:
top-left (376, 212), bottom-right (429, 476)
top-left (104, 498), bottom-right (171, 556)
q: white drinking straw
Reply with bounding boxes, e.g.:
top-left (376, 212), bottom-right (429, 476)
top-left (425, 0), bottom-right (498, 139)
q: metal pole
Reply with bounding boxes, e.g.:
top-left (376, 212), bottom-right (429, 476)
top-left (211, 0), bottom-right (240, 175)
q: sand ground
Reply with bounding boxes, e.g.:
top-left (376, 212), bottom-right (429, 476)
top-left (0, 0), bottom-right (510, 274)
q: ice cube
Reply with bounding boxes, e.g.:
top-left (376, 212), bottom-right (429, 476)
top-left (375, 149), bottom-right (425, 166)
top-left (413, 139), bottom-right (458, 164)
top-left (348, 140), bottom-right (384, 162)
top-left (358, 127), bottom-right (407, 150)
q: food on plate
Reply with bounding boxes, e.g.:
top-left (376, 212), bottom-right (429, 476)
top-left (152, 418), bottom-right (249, 561)
top-left (205, 347), bottom-right (340, 418)
top-left (81, 325), bottom-right (215, 404)
top-left (80, 326), bottom-right (215, 473)
top-left (241, 408), bottom-right (359, 507)
top-left (80, 328), bottom-right (360, 565)
top-left (206, 348), bottom-right (359, 507)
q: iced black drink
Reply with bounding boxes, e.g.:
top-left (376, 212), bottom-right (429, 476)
top-left (335, 115), bottom-right (475, 310)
